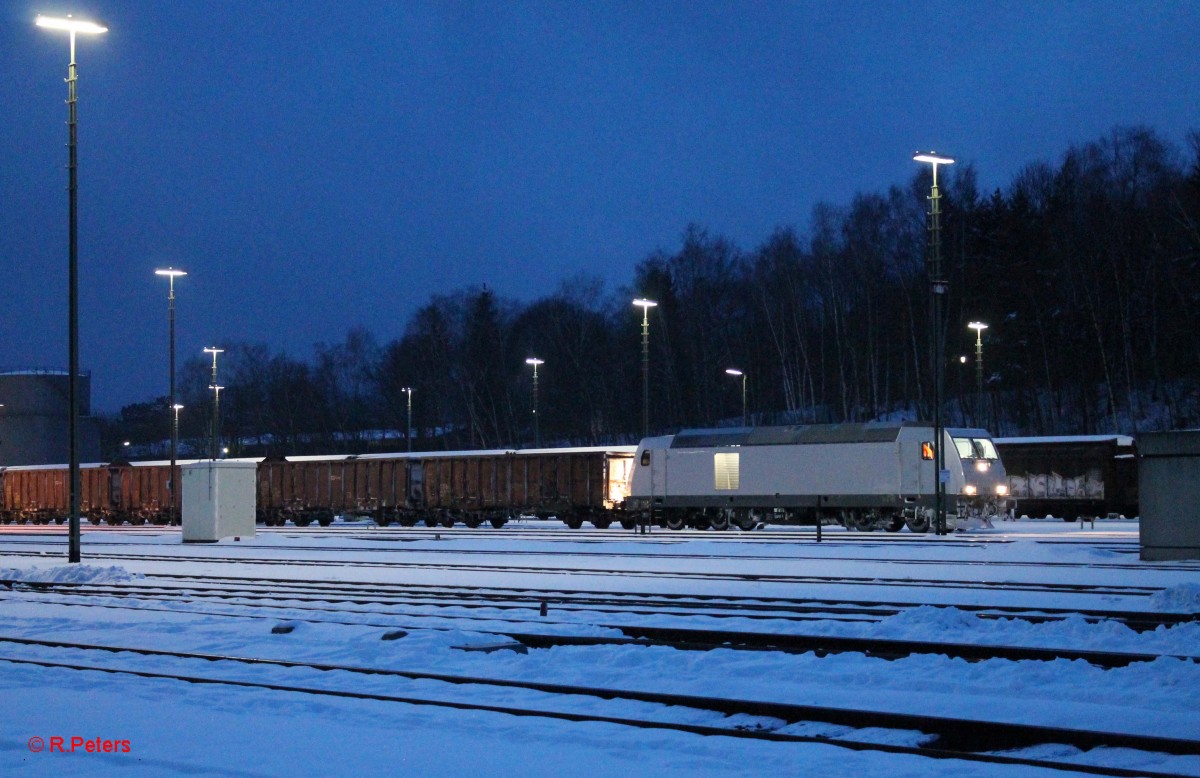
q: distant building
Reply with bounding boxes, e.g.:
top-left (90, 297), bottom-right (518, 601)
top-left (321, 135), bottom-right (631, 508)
top-left (0, 369), bottom-right (101, 466)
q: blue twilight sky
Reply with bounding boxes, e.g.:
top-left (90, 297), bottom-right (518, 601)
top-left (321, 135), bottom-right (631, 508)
top-left (1, 1), bottom-right (1197, 412)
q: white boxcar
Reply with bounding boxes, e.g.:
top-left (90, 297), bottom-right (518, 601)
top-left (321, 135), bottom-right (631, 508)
top-left (626, 423), bottom-right (1008, 532)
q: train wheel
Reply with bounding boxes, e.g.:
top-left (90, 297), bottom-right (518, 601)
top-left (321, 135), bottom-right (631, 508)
top-left (439, 513), bottom-right (456, 528)
top-left (590, 517), bottom-right (612, 529)
top-left (708, 513), bottom-right (730, 531)
top-left (905, 513), bottom-right (931, 533)
top-left (885, 515), bottom-right (904, 532)
top-left (490, 517), bottom-right (506, 529)
top-left (398, 516), bottom-right (417, 527)
top-left (563, 516), bottom-right (583, 529)
top-left (463, 516), bottom-right (482, 529)
top-left (375, 512), bottom-right (392, 527)
top-left (733, 512), bottom-right (757, 531)
top-left (665, 514), bottom-right (685, 531)
top-left (423, 516), bottom-right (438, 528)
top-left (619, 518), bottom-right (636, 530)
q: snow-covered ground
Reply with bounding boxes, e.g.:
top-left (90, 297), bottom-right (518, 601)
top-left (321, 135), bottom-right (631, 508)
top-left (0, 519), bottom-right (1197, 777)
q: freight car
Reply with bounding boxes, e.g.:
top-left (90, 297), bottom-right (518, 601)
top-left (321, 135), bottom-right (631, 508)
top-left (256, 447), bottom-right (637, 529)
top-left (994, 435), bottom-right (1138, 521)
top-left (626, 423), bottom-right (1009, 532)
top-left (0, 460), bottom-right (187, 525)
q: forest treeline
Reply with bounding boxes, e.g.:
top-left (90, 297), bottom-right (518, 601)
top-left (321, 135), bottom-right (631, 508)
top-left (104, 126), bottom-right (1200, 457)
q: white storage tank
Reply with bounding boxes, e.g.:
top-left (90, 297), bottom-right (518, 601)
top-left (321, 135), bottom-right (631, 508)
top-left (182, 461), bottom-right (257, 542)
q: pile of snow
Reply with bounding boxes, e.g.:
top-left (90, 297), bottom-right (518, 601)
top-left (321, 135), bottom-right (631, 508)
top-left (0, 564), bottom-right (141, 584)
top-left (1148, 583), bottom-right (1200, 613)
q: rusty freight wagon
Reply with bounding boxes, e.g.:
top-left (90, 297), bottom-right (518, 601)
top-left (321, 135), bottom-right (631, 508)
top-left (417, 447), bottom-right (636, 528)
top-left (2, 460), bottom-right (193, 526)
top-left (256, 447), bottom-right (637, 528)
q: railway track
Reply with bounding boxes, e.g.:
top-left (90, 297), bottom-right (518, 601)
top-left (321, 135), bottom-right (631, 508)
top-left (0, 548), bottom-right (1173, 601)
top-left (8, 572), bottom-right (1195, 630)
top-left (2, 534), bottom-right (1188, 573)
top-left (0, 635), bottom-right (1194, 777)
top-left (5, 579), bottom-right (1196, 668)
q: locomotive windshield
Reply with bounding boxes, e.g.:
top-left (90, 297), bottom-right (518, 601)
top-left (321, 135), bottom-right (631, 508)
top-left (954, 437), bottom-right (999, 461)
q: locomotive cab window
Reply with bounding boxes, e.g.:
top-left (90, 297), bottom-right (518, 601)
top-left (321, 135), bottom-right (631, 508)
top-left (640, 450), bottom-right (651, 467)
top-left (954, 437), bottom-right (999, 460)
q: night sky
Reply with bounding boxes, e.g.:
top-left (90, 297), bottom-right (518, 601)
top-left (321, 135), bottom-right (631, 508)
top-left (2, 1), bottom-right (1196, 412)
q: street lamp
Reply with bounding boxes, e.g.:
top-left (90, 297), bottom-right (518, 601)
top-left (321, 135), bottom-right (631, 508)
top-left (204, 347), bottom-right (224, 459)
top-left (403, 387), bottom-right (413, 452)
top-left (632, 299), bottom-right (657, 438)
top-left (525, 358), bottom-right (544, 446)
top-left (725, 369), bottom-right (747, 427)
top-left (156, 268), bottom-right (186, 523)
top-left (968, 321), bottom-right (988, 426)
top-left (914, 151), bottom-right (954, 535)
top-left (37, 13), bottom-right (109, 563)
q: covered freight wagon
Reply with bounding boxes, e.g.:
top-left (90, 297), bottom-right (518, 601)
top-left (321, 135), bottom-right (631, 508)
top-left (994, 435), bottom-right (1137, 520)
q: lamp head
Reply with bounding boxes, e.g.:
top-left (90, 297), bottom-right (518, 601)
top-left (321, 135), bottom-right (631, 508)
top-left (913, 152), bottom-right (955, 166)
top-left (968, 321), bottom-right (988, 333)
top-left (525, 358), bottom-right (544, 366)
top-left (632, 298), bottom-right (658, 309)
top-left (725, 368), bottom-right (743, 377)
top-left (155, 268), bottom-right (187, 278)
top-left (36, 15), bottom-right (108, 34)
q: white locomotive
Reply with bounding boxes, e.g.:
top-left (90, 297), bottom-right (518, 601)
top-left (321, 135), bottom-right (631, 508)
top-left (626, 422), bottom-right (1009, 532)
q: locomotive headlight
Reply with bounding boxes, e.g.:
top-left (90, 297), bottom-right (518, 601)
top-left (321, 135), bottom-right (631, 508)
top-left (963, 485), bottom-right (977, 496)
top-left (975, 461), bottom-right (990, 472)
top-left (995, 484), bottom-right (1008, 496)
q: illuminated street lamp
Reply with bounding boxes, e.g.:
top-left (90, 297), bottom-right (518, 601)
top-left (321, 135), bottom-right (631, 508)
top-left (914, 151), bottom-right (954, 535)
top-left (725, 368), bottom-right (747, 427)
top-left (402, 387), bottom-right (413, 452)
top-left (968, 321), bottom-right (988, 427)
top-left (204, 347), bottom-right (224, 459)
top-left (525, 358), bottom-right (544, 446)
top-left (156, 268), bottom-right (186, 522)
top-left (632, 299), bottom-right (657, 437)
top-left (37, 13), bottom-right (109, 563)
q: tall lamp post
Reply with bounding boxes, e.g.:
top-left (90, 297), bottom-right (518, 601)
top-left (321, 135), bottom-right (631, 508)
top-left (968, 321), bottom-right (988, 427)
top-left (156, 268), bottom-right (186, 523)
top-left (632, 299), bottom-right (657, 437)
top-left (725, 369), bottom-right (747, 427)
top-left (204, 347), bottom-right (224, 459)
top-left (914, 151), bottom-right (954, 535)
top-left (37, 14), bottom-right (108, 563)
top-left (403, 387), bottom-right (413, 452)
top-left (525, 358), bottom-right (543, 446)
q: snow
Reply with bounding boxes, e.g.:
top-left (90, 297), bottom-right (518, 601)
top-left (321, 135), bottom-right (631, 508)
top-left (0, 519), bottom-right (1196, 776)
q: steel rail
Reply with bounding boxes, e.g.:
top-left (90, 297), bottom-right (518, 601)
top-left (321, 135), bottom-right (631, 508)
top-left (0, 640), bottom-right (1196, 776)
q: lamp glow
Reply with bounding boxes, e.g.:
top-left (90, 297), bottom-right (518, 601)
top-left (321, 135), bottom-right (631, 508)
top-left (36, 15), bottom-right (108, 34)
top-left (913, 152), bottom-right (955, 165)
